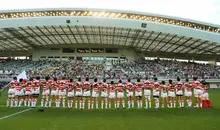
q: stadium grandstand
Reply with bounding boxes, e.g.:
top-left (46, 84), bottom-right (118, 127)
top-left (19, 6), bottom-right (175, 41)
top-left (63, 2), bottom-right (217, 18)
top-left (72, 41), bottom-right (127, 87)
top-left (0, 4), bottom-right (220, 130)
top-left (0, 8), bottom-right (220, 88)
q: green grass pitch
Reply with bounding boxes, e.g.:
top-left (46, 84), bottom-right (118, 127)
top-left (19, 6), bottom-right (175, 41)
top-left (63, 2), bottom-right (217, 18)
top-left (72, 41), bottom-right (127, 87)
top-left (0, 89), bottom-right (220, 130)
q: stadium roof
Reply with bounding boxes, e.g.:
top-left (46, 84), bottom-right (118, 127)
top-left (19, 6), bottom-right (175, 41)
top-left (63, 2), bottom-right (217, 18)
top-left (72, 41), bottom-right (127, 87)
top-left (0, 8), bottom-right (220, 59)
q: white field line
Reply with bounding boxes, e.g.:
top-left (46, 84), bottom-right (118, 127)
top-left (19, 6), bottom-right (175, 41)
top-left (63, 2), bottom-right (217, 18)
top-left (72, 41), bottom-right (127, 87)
top-left (0, 108), bottom-right (32, 121)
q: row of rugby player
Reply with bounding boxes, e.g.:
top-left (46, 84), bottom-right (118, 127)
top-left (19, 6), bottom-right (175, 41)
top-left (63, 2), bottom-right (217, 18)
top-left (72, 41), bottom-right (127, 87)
top-left (6, 77), bottom-right (212, 109)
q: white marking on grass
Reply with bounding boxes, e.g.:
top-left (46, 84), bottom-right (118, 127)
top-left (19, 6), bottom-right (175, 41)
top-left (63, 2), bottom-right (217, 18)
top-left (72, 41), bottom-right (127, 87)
top-left (0, 108), bottom-right (32, 121)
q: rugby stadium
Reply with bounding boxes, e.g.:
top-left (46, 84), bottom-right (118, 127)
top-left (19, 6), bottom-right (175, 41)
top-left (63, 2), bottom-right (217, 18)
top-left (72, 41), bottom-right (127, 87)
top-left (0, 7), bottom-right (220, 130)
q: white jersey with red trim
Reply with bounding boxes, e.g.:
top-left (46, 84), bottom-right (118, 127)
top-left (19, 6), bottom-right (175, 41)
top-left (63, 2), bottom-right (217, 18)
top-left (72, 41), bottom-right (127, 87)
top-left (100, 83), bottom-right (108, 92)
top-left (191, 81), bottom-right (201, 94)
top-left (175, 82), bottom-right (183, 95)
top-left (83, 81), bottom-right (92, 91)
top-left (134, 82), bottom-right (143, 92)
top-left (10, 80), bottom-right (18, 88)
top-left (125, 82), bottom-right (134, 92)
top-left (8, 80), bottom-right (18, 95)
top-left (92, 82), bottom-right (100, 93)
top-left (75, 82), bottom-right (82, 92)
top-left (33, 80), bottom-right (41, 92)
top-left (15, 82), bottom-right (24, 96)
top-left (15, 83), bottom-right (23, 91)
top-left (116, 83), bottom-right (124, 93)
top-left (68, 82), bottom-right (75, 92)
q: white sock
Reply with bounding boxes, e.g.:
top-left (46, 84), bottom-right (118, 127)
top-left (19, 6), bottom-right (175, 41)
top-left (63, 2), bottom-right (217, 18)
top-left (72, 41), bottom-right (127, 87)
top-left (96, 103), bottom-right (98, 109)
top-left (19, 99), bottom-right (23, 107)
top-left (122, 102), bottom-right (125, 108)
top-left (80, 102), bottom-right (82, 109)
top-left (140, 102), bottom-right (142, 108)
top-left (91, 103), bottom-right (94, 109)
top-left (179, 101), bottom-right (181, 107)
top-left (88, 102), bottom-right (90, 109)
top-left (70, 101), bottom-right (73, 108)
top-left (49, 100), bottom-right (52, 107)
top-left (145, 102), bottom-right (148, 108)
top-left (41, 99), bottom-right (44, 107)
top-left (24, 100), bottom-right (27, 107)
top-left (101, 102), bottom-right (104, 109)
top-left (15, 100), bottom-right (18, 107)
top-left (181, 101), bottom-right (184, 107)
top-left (7, 99), bottom-right (10, 106)
top-left (132, 101), bottom-right (134, 108)
top-left (128, 101), bottom-right (131, 108)
top-left (62, 101), bottom-right (65, 108)
top-left (105, 103), bottom-right (108, 109)
top-left (11, 99), bottom-right (14, 107)
top-left (157, 102), bottom-right (159, 108)
top-left (82, 103), bottom-right (85, 109)
top-left (45, 100), bottom-right (48, 107)
top-left (75, 102), bottom-right (78, 109)
top-left (174, 102), bottom-right (176, 108)
top-left (117, 102), bottom-right (120, 108)
top-left (109, 103), bottom-right (111, 108)
top-left (114, 103), bottom-right (117, 108)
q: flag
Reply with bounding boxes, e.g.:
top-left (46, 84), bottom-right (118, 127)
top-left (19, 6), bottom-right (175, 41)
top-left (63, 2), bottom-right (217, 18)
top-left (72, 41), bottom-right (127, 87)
top-left (17, 70), bottom-right (27, 81)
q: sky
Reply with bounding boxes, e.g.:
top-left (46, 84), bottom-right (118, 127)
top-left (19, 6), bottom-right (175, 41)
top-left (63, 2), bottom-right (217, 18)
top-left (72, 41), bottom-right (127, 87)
top-left (0, 0), bottom-right (220, 25)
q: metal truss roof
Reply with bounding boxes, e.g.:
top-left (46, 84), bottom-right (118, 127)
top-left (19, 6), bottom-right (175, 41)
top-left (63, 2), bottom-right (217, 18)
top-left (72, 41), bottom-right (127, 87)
top-left (0, 25), bottom-right (219, 55)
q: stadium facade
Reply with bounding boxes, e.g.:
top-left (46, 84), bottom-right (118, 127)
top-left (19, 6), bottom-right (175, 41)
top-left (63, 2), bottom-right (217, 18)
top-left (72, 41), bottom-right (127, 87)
top-left (0, 8), bottom-right (220, 63)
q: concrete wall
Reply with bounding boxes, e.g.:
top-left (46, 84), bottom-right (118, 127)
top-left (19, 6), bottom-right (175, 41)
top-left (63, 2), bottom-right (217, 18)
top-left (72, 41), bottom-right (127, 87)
top-left (32, 44), bottom-right (141, 61)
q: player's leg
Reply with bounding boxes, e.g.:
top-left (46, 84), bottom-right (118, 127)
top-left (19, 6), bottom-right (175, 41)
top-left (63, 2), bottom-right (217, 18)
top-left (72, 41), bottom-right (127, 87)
top-left (88, 97), bottom-right (91, 109)
top-left (67, 96), bottom-right (71, 108)
top-left (105, 97), bottom-right (108, 109)
top-left (71, 96), bottom-right (74, 108)
top-left (101, 97), bottom-right (104, 109)
top-left (45, 94), bottom-right (49, 108)
top-left (95, 97), bottom-right (99, 109)
top-left (144, 95), bottom-right (148, 109)
top-left (117, 97), bottom-right (120, 109)
top-left (75, 96), bottom-right (78, 109)
top-left (49, 95), bottom-right (53, 107)
top-left (7, 95), bottom-right (11, 107)
top-left (10, 95), bottom-right (14, 107)
top-left (41, 95), bottom-right (45, 107)
top-left (181, 96), bottom-right (184, 107)
top-left (173, 96), bottom-right (176, 108)
top-left (205, 95), bottom-right (212, 107)
top-left (62, 95), bottom-right (66, 108)
top-left (14, 95), bottom-right (19, 107)
top-left (139, 96), bottom-right (143, 108)
top-left (165, 97), bottom-right (169, 108)
top-left (154, 97), bottom-right (159, 108)
top-left (18, 95), bottom-right (24, 107)
top-left (161, 97), bottom-right (165, 108)
top-left (121, 93), bottom-right (125, 109)
top-left (114, 97), bottom-right (117, 109)
top-left (127, 96), bottom-right (131, 108)
top-left (177, 96), bottom-right (181, 108)
top-left (24, 95), bottom-right (28, 107)
top-left (131, 96), bottom-right (134, 108)
top-left (91, 97), bottom-right (94, 109)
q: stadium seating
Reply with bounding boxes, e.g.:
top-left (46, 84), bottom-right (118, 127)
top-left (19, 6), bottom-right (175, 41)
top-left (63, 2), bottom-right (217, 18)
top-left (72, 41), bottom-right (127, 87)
top-left (0, 59), bottom-right (220, 79)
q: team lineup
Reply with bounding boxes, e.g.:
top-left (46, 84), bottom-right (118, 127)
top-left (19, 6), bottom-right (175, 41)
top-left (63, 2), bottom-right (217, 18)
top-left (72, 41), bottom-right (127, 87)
top-left (6, 76), bottom-right (212, 109)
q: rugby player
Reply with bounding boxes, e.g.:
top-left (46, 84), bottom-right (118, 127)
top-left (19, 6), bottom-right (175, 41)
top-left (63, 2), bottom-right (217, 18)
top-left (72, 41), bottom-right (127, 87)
top-left (7, 77), bottom-right (17, 107)
top-left (134, 79), bottom-right (143, 109)
top-left (125, 79), bottom-right (134, 108)
top-left (116, 80), bottom-right (125, 109)
top-left (184, 79), bottom-right (193, 107)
